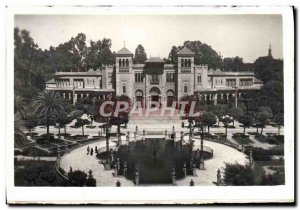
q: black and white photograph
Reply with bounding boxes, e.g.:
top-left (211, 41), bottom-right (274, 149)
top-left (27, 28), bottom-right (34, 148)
top-left (5, 5), bottom-right (295, 205)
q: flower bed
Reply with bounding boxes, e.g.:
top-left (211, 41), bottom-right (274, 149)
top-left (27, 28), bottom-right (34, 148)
top-left (232, 133), bottom-right (253, 146)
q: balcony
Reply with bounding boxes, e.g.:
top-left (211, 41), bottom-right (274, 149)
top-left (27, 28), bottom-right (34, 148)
top-left (119, 67), bottom-right (129, 73)
top-left (181, 67), bottom-right (191, 73)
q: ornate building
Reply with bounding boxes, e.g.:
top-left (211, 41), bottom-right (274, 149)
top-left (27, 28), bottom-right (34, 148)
top-left (46, 46), bottom-right (263, 106)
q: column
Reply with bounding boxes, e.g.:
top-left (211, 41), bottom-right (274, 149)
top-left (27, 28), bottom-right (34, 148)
top-left (214, 94), bottom-right (217, 105)
top-left (73, 94), bottom-right (77, 105)
top-left (63, 93), bottom-right (66, 99)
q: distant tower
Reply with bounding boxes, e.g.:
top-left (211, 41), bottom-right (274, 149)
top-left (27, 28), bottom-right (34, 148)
top-left (268, 43), bottom-right (273, 57)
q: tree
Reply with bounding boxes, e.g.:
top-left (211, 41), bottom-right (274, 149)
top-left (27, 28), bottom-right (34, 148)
top-left (273, 113), bottom-right (284, 135)
top-left (134, 44), bottom-right (147, 64)
top-left (33, 90), bottom-right (65, 141)
top-left (23, 113), bottom-right (39, 135)
top-left (56, 112), bottom-right (72, 136)
top-left (14, 113), bottom-right (27, 148)
top-left (260, 81), bottom-right (284, 114)
top-left (75, 118), bottom-right (90, 136)
top-left (85, 38), bottom-right (114, 70)
top-left (206, 104), bottom-right (224, 126)
top-left (167, 46), bottom-right (178, 64)
top-left (221, 116), bottom-right (233, 136)
top-left (183, 40), bottom-right (223, 69)
top-left (238, 114), bottom-right (253, 134)
top-left (222, 56), bottom-right (247, 72)
top-left (202, 112), bottom-right (217, 134)
top-left (253, 56), bottom-right (283, 84)
top-left (255, 107), bottom-right (273, 134)
top-left (228, 106), bottom-right (244, 127)
top-left (223, 162), bottom-right (255, 186)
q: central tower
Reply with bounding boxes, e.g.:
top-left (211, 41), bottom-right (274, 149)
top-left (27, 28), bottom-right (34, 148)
top-left (177, 46), bottom-right (195, 100)
top-left (115, 47), bottom-right (134, 99)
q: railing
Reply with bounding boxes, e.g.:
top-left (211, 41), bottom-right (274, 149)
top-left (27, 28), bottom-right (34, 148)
top-left (97, 146), bottom-right (118, 154)
top-left (193, 145), bottom-right (214, 155)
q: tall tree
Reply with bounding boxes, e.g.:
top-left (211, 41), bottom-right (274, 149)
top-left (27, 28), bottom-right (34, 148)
top-left (222, 56), bottom-right (247, 71)
top-left (238, 114), bottom-right (253, 134)
top-left (255, 106), bottom-right (273, 134)
top-left (203, 112), bottom-right (217, 134)
top-left (221, 116), bottom-right (233, 136)
top-left (253, 56), bottom-right (283, 84)
top-left (183, 40), bottom-right (223, 69)
top-left (134, 44), bottom-right (147, 64)
top-left (167, 46), bottom-right (178, 64)
top-left (33, 90), bottom-right (65, 141)
top-left (85, 38), bottom-right (114, 70)
top-left (273, 113), bottom-right (284, 135)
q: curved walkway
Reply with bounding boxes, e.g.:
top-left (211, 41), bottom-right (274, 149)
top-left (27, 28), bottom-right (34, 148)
top-left (59, 138), bottom-right (248, 186)
top-left (59, 140), bottom-right (134, 187)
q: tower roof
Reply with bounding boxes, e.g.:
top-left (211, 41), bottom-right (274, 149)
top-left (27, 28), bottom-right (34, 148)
top-left (145, 57), bottom-right (165, 63)
top-left (115, 47), bottom-right (133, 56)
top-left (177, 46), bottom-right (195, 56)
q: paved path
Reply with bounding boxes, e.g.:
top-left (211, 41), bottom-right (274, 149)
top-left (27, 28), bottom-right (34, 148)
top-left (59, 140), bottom-right (134, 187)
top-left (176, 140), bottom-right (248, 186)
top-left (59, 138), bottom-right (248, 186)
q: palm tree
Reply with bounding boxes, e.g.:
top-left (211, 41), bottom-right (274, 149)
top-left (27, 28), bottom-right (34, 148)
top-left (33, 90), bottom-right (65, 141)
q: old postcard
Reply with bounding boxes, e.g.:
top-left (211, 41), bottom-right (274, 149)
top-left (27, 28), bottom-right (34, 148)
top-left (6, 5), bottom-right (294, 204)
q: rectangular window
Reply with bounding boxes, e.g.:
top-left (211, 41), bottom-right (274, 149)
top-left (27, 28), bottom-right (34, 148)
top-left (239, 79), bottom-right (253, 86)
top-left (197, 75), bottom-right (202, 84)
top-left (166, 72), bottom-right (175, 83)
top-left (135, 72), bottom-right (144, 83)
top-left (108, 73), bottom-right (112, 84)
top-left (226, 79), bottom-right (236, 87)
top-left (151, 74), bottom-right (159, 84)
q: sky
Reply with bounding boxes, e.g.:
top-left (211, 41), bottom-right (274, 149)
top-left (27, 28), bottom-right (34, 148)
top-left (15, 15), bottom-right (283, 63)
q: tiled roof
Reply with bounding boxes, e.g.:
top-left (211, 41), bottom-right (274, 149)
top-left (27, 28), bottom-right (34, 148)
top-left (45, 78), bottom-right (55, 84)
top-left (177, 46), bottom-right (195, 56)
top-left (145, 57), bottom-right (165, 63)
top-left (115, 47), bottom-right (133, 55)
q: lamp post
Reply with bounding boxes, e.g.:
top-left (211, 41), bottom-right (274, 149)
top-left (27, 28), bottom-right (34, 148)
top-left (235, 86), bottom-right (238, 108)
top-left (106, 124), bottom-right (111, 152)
top-left (195, 112), bottom-right (205, 159)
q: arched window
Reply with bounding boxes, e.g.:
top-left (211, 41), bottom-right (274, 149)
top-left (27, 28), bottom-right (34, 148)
top-left (181, 59), bottom-right (184, 67)
top-left (119, 59), bottom-right (122, 67)
top-left (188, 59), bottom-right (191, 67)
top-left (126, 59), bottom-right (129, 67)
top-left (184, 85), bottom-right (188, 93)
top-left (123, 85), bottom-right (126, 94)
top-left (185, 59), bottom-right (188, 67)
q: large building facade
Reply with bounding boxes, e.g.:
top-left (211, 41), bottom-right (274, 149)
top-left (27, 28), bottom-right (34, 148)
top-left (46, 46), bottom-right (263, 106)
